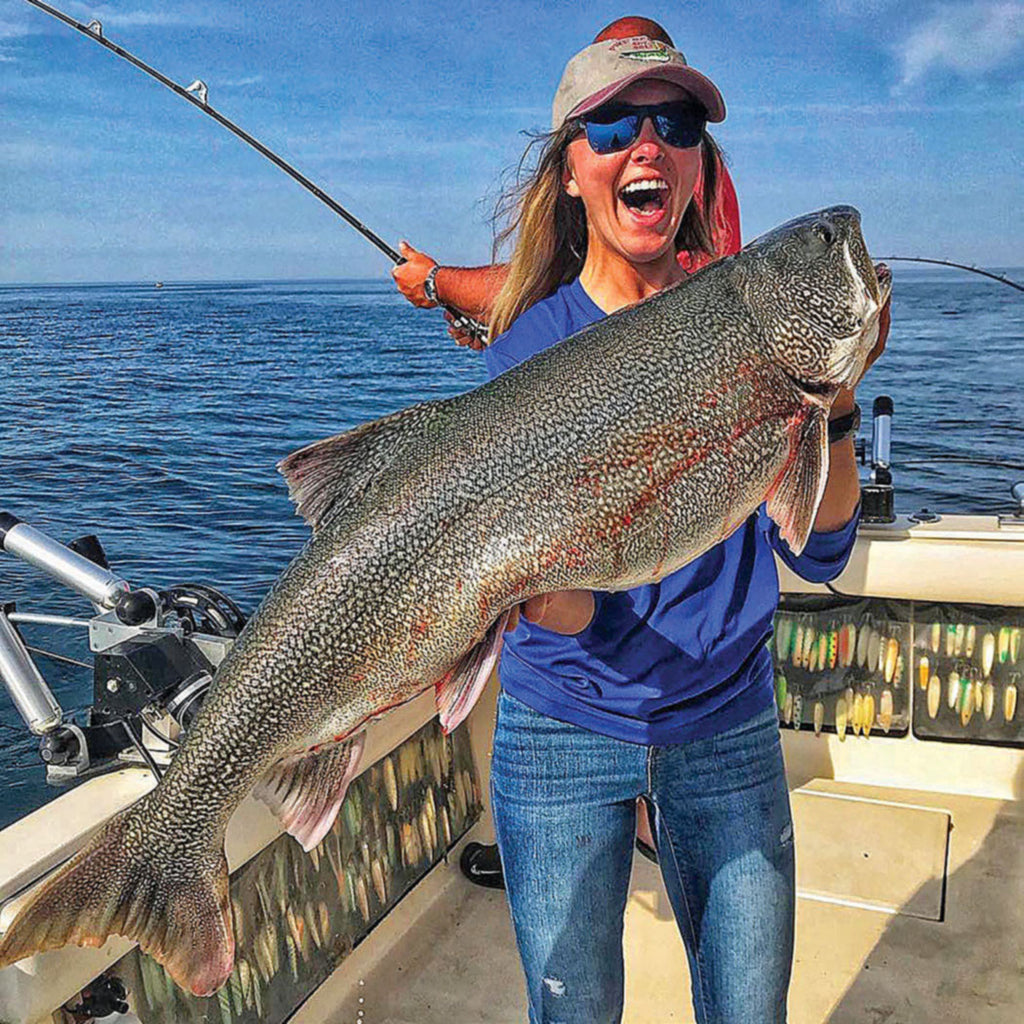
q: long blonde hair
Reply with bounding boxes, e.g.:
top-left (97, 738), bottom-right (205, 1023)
top-left (488, 123), bottom-right (724, 339)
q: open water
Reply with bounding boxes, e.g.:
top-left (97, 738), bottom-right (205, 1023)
top-left (0, 267), bottom-right (1022, 829)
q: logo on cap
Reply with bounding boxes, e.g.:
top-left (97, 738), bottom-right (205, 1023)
top-left (610, 38), bottom-right (674, 63)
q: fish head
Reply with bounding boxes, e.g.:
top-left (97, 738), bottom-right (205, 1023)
top-left (738, 205), bottom-right (892, 404)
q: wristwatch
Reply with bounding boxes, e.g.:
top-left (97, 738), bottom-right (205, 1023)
top-left (423, 265), bottom-right (440, 305)
top-left (828, 403), bottom-right (861, 445)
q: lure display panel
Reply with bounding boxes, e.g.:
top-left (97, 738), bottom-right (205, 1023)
top-left (91, 718), bottom-right (482, 1023)
top-left (772, 596), bottom-right (910, 739)
top-left (772, 597), bottom-right (1023, 747)
top-left (912, 604), bottom-right (1022, 745)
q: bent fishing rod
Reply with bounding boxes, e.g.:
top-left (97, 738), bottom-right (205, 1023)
top-left (24, 0), bottom-right (488, 340)
top-left (876, 257), bottom-right (1023, 293)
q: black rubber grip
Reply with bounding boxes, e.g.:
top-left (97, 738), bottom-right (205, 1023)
top-left (0, 512), bottom-right (22, 545)
top-left (873, 396), bottom-right (894, 417)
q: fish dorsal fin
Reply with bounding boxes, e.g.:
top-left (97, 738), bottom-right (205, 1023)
top-left (278, 402), bottom-right (439, 532)
top-left (253, 733), bottom-right (365, 851)
top-left (766, 405), bottom-right (829, 555)
top-left (435, 610), bottom-right (511, 734)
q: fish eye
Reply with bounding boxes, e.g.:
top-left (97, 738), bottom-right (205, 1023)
top-left (812, 220), bottom-right (835, 246)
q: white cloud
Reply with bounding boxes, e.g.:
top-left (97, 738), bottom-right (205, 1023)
top-left (5, 2), bottom-right (232, 37)
top-left (218, 75), bottom-right (264, 88)
top-left (0, 140), bottom-right (87, 166)
top-left (896, 1), bottom-right (1024, 86)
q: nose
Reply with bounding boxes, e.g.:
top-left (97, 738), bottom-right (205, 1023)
top-left (629, 116), bottom-right (665, 163)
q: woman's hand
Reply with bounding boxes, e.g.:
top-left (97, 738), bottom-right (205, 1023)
top-left (504, 591), bottom-right (595, 636)
top-left (391, 241), bottom-right (439, 308)
top-left (851, 266), bottom-right (892, 385)
top-left (443, 309), bottom-right (488, 352)
top-left (858, 265), bottom-right (892, 381)
top-left (831, 269), bottom-right (892, 417)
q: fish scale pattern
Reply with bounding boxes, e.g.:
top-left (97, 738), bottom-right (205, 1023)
top-left (0, 206), bottom-right (890, 995)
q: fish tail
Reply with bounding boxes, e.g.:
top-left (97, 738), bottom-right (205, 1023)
top-left (0, 798), bottom-right (234, 996)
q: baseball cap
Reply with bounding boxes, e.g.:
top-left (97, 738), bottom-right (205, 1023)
top-left (551, 35), bottom-right (726, 130)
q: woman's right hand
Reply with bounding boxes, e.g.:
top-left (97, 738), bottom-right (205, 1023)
top-left (505, 591), bottom-right (595, 636)
top-left (392, 241), bottom-right (439, 308)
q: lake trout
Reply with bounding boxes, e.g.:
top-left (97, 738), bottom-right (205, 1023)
top-left (0, 206), bottom-right (890, 995)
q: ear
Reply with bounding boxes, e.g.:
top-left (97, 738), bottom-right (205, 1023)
top-left (563, 153), bottom-right (581, 198)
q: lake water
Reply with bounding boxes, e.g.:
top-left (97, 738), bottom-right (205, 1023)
top-left (0, 267), bottom-right (1021, 828)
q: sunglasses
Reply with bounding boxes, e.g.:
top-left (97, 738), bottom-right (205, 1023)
top-left (578, 101), bottom-right (706, 155)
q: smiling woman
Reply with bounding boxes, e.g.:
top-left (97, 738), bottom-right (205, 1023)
top-left (485, 38), bottom-right (725, 338)
top-left (393, 20), bottom-right (885, 1024)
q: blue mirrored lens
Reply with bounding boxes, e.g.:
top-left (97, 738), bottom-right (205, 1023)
top-left (582, 103), bottom-right (705, 154)
top-left (584, 114), bottom-right (642, 154)
top-left (654, 112), bottom-right (704, 149)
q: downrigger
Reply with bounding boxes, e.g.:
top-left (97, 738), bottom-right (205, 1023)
top-left (0, 512), bottom-right (245, 783)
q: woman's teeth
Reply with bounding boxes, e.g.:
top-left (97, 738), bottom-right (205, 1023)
top-left (620, 179), bottom-right (668, 213)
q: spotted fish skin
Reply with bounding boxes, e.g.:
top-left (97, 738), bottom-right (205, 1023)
top-left (0, 207), bottom-right (889, 995)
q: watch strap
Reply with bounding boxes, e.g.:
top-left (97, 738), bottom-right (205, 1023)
top-left (828, 403), bottom-right (861, 444)
top-left (423, 265), bottom-right (440, 305)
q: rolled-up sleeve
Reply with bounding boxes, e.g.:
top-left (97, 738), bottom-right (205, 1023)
top-left (759, 502), bottom-right (860, 584)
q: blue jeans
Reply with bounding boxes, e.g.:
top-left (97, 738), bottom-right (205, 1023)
top-left (490, 692), bottom-right (794, 1024)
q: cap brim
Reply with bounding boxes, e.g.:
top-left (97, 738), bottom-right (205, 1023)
top-left (569, 65), bottom-right (726, 124)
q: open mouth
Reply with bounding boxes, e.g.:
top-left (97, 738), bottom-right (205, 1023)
top-left (619, 178), bottom-right (669, 218)
top-left (874, 261), bottom-right (893, 303)
top-left (783, 370), bottom-right (836, 399)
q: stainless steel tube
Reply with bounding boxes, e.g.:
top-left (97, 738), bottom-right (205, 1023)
top-left (0, 609), bottom-right (62, 734)
top-left (8, 613), bottom-right (92, 628)
top-left (871, 396), bottom-right (893, 470)
top-left (2, 521), bottom-right (129, 609)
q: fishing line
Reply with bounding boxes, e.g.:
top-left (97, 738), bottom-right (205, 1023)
top-left (24, 645), bottom-right (91, 670)
top-left (877, 257), bottom-right (1023, 293)
top-left (140, 712), bottom-right (180, 750)
top-left (23, 0), bottom-right (488, 341)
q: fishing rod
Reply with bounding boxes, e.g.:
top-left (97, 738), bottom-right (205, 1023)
top-left (23, 0), bottom-right (488, 340)
top-left (878, 256), bottom-right (1023, 293)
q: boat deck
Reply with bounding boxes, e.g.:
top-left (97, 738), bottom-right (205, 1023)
top-left (293, 777), bottom-right (1024, 1024)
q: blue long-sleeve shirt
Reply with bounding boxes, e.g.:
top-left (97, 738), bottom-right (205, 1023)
top-left (483, 278), bottom-right (859, 744)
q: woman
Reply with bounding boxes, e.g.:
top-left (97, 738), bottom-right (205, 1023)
top-left (397, 24), bottom-right (886, 1024)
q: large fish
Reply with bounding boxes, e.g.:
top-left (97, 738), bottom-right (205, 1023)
top-left (0, 206), bottom-right (890, 994)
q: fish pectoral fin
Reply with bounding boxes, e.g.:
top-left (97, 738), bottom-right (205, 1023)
top-left (435, 609), bottom-right (511, 734)
top-left (765, 405), bottom-right (829, 556)
top-left (253, 733), bottom-right (366, 852)
top-left (278, 400), bottom-right (444, 532)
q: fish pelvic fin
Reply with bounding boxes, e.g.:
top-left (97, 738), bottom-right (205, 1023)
top-left (254, 733), bottom-right (366, 851)
top-left (436, 609), bottom-right (511, 734)
top-left (0, 799), bottom-right (233, 997)
top-left (278, 400), bottom-right (448, 532)
top-left (765, 404), bottom-right (829, 555)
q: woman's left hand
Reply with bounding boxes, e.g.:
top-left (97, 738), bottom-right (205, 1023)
top-left (857, 264), bottom-right (892, 383)
top-left (832, 266), bottom-right (891, 415)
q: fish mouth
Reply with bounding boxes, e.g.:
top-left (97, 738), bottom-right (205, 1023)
top-left (618, 176), bottom-right (670, 225)
top-left (874, 261), bottom-right (892, 304)
top-left (783, 370), bottom-right (839, 406)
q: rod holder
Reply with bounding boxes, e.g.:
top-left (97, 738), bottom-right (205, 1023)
top-left (0, 608), bottom-right (62, 734)
top-left (1, 513), bottom-right (129, 609)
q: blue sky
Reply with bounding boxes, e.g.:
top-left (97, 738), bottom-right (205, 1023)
top-left (1, 0), bottom-right (1021, 283)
